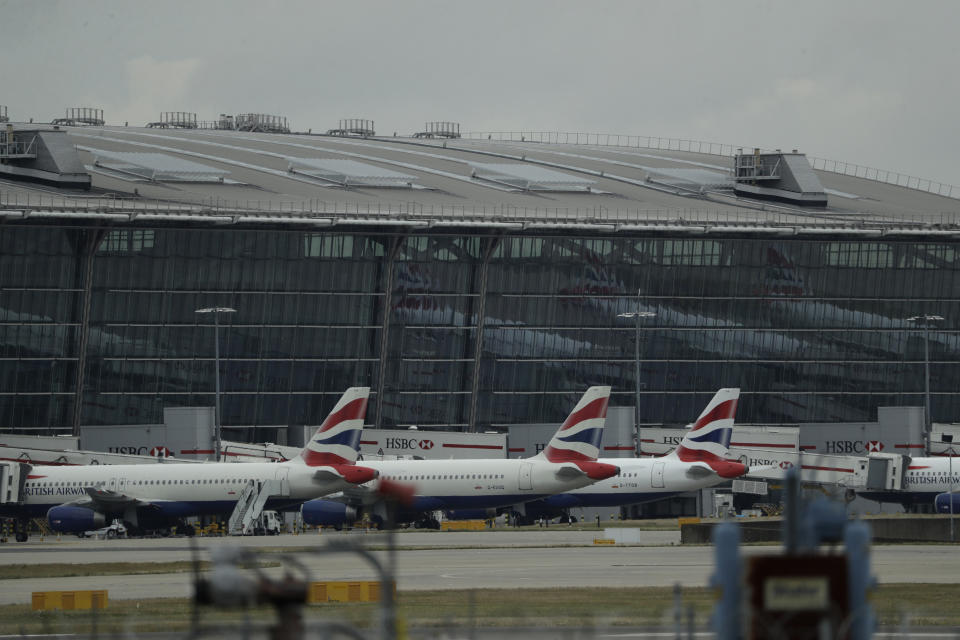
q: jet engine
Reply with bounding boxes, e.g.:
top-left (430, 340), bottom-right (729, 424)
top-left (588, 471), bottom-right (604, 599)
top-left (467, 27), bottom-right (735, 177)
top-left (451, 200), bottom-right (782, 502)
top-left (47, 505), bottom-right (106, 533)
top-left (300, 500), bottom-right (357, 527)
top-left (935, 492), bottom-right (960, 513)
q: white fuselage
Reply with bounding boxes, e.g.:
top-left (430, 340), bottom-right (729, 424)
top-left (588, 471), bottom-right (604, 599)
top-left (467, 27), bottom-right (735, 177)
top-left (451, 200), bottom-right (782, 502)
top-left (13, 461), bottom-right (350, 518)
top-left (359, 457), bottom-right (606, 511)
top-left (902, 457), bottom-right (960, 494)
top-left (562, 455), bottom-right (722, 497)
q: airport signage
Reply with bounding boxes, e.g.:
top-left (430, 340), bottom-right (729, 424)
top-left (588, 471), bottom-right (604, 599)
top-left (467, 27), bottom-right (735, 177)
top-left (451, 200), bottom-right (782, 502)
top-left (823, 440), bottom-right (867, 455)
top-left (640, 426), bottom-right (799, 457)
top-left (360, 429), bottom-right (506, 460)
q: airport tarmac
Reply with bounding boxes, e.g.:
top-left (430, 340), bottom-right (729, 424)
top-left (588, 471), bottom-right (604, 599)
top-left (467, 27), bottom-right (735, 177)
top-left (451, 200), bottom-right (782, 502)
top-left (0, 529), bottom-right (958, 606)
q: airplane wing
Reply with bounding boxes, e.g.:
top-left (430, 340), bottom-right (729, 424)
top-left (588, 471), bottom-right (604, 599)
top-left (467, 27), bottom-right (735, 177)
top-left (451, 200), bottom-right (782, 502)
top-left (59, 487), bottom-right (156, 510)
top-left (314, 484), bottom-right (378, 506)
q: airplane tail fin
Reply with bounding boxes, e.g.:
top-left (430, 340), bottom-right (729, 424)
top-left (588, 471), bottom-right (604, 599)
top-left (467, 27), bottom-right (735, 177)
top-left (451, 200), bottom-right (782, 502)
top-left (672, 388), bottom-right (745, 478)
top-left (297, 387), bottom-right (370, 467)
top-left (537, 386), bottom-right (611, 463)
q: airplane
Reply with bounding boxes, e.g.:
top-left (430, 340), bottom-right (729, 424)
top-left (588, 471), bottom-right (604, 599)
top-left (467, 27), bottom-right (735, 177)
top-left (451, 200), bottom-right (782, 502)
top-left (858, 456), bottom-right (960, 511)
top-left (0, 387), bottom-right (377, 541)
top-left (300, 386), bottom-right (622, 529)
top-left (513, 388), bottom-right (747, 523)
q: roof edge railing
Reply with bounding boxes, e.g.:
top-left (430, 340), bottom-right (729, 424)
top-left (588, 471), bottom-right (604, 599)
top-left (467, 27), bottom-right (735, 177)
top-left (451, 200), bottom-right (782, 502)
top-left (462, 131), bottom-right (959, 201)
top-left (1, 190), bottom-right (958, 232)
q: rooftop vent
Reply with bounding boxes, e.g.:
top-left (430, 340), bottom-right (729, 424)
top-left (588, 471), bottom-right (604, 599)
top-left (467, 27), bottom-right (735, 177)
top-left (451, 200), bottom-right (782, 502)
top-left (469, 162), bottom-right (595, 192)
top-left (733, 149), bottom-right (827, 207)
top-left (1, 125), bottom-right (38, 159)
top-left (235, 113), bottom-right (290, 133)
top-left (52, 107), bottom-right (104, 126)
top-left (89, 149), bottom-right (230, 182)
top-left (147, 112), bottom-right (198, 129)
top-left (414, 122), bottom-right (461, 139)
top-left (327, 119), bottom-right (375, 137)
top-left (0, 105), bottom-right (8, 123)
top-left (0, 127), bottom-right (90, 189)
top-left (288, 157), bottom-right (416, 188)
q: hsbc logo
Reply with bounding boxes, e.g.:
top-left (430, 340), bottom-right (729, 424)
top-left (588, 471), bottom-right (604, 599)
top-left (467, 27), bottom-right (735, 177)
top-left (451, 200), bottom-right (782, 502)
top-left (779, 461), bottom-right (794, 470)
top-left (385, 437), bottom-right (435, 451)
top-left (108, 446), bottom-right (149, 455)
top-left (867, 441), bottom-right (884, 453)
top-left (824, 440), bottom-right (865, 454)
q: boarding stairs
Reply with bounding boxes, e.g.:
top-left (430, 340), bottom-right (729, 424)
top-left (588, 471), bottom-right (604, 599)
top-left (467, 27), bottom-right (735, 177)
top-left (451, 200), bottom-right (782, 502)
top-left (227, 478), bottom-right (285, 535)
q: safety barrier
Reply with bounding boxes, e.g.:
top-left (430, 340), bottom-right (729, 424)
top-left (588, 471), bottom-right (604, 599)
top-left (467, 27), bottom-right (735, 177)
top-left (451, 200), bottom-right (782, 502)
top-left (307, 581), bottom-right (394, 603)
top-left (32, 590), bottom-right (108, 611)
top-left (440, 519), bottom-right (487, 531)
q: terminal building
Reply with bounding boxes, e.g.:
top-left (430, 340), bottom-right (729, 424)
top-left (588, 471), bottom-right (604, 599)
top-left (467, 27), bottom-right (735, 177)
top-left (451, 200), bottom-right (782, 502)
top-left (0, 118), bottom-right (958, 447)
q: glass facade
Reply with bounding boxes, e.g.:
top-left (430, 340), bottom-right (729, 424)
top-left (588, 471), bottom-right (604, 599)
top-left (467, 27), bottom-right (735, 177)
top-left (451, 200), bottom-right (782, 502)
top-left (1, 223), bottom-right (958, 434)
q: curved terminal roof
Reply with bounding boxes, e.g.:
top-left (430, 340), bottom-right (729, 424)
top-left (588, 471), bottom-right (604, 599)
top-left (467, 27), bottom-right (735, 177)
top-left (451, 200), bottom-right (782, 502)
top-left (1, 125), bottom-right (958, 237)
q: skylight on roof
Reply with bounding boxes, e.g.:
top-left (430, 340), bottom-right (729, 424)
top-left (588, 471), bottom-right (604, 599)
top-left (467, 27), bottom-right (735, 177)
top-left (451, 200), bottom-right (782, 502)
top-left (287, 157), bottom-right (416, 188)
top-left (644, 168), bottom-right (734, 191)
top-left (89, 150), bottom-right (230, 182)
top-left (469, 162), bottom-right (595, 192)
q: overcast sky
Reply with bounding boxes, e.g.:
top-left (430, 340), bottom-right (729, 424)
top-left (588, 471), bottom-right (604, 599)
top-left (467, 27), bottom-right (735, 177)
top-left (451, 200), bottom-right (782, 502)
top-left (3, 0), bottom-right (958, 187)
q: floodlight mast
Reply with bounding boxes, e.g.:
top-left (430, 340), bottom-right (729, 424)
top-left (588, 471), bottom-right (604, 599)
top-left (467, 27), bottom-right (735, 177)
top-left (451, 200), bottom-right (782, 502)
top-left (907, 314), bottom-right (943, 455)
top-left (195, 307), bottom-right (236, 462)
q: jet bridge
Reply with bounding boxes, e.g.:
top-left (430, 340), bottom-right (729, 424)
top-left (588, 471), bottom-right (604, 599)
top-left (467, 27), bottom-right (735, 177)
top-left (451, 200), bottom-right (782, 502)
top-left (743, 451), bottom-right (908, 493)
top-left (0, 462), bottom-right (29, 506)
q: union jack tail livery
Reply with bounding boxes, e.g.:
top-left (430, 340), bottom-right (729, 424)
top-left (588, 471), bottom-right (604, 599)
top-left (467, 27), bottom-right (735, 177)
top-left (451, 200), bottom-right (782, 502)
top-left (672, 388), bottom-right (745, 479)
top-left (298, 387), bottom-right (370, 467)
top-left (537, 386), bottom-right (610, 465)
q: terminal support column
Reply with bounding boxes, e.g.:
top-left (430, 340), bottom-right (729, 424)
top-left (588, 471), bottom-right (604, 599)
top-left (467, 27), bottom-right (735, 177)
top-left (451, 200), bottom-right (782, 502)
top-left (467, 236), bottom-right (500, 433)
top-left (374, 237), bottom-right (402, 429)
top-left (71, 230), bottom-right (104, 435)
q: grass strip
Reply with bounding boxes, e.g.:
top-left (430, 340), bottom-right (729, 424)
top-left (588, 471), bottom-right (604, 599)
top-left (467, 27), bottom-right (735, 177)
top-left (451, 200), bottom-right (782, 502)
top-left (1, 584), bottom-right (959, 634)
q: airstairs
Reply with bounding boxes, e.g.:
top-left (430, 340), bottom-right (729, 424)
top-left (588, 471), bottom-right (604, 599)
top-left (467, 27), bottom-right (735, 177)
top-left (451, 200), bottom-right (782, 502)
top-left (227, 476), bottom-right (288, 535)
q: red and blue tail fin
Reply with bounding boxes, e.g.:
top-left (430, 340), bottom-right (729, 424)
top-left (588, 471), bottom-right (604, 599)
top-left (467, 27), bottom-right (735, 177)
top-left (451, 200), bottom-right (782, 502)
top-left (537, 386), bottom-right (611, 463)
top-left (673, 388), bottom-right (745, 478)
top-left (298, 387), bottom-right (369, 467)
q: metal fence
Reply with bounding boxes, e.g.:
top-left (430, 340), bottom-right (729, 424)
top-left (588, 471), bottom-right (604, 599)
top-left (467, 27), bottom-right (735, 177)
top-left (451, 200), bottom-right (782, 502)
top-left (463, 131), bottom-right (959, 201)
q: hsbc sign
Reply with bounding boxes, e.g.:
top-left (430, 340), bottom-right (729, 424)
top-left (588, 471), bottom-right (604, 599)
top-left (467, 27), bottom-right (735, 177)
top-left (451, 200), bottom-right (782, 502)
top-left (823, 440), bottom-right (867, 456)
top-left (384, 437), bottom-right (435, 450)
top-left (362, 429), bottom-right (505, 460)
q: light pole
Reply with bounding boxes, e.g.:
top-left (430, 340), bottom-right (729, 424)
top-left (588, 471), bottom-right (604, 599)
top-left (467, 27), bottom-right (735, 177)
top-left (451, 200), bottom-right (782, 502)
top-left (196, 307), bottom-right (236, 462)
top-left (907, 314), bottom-right (943, 454)
top-left (618, 289), bottom-right (656, 457)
